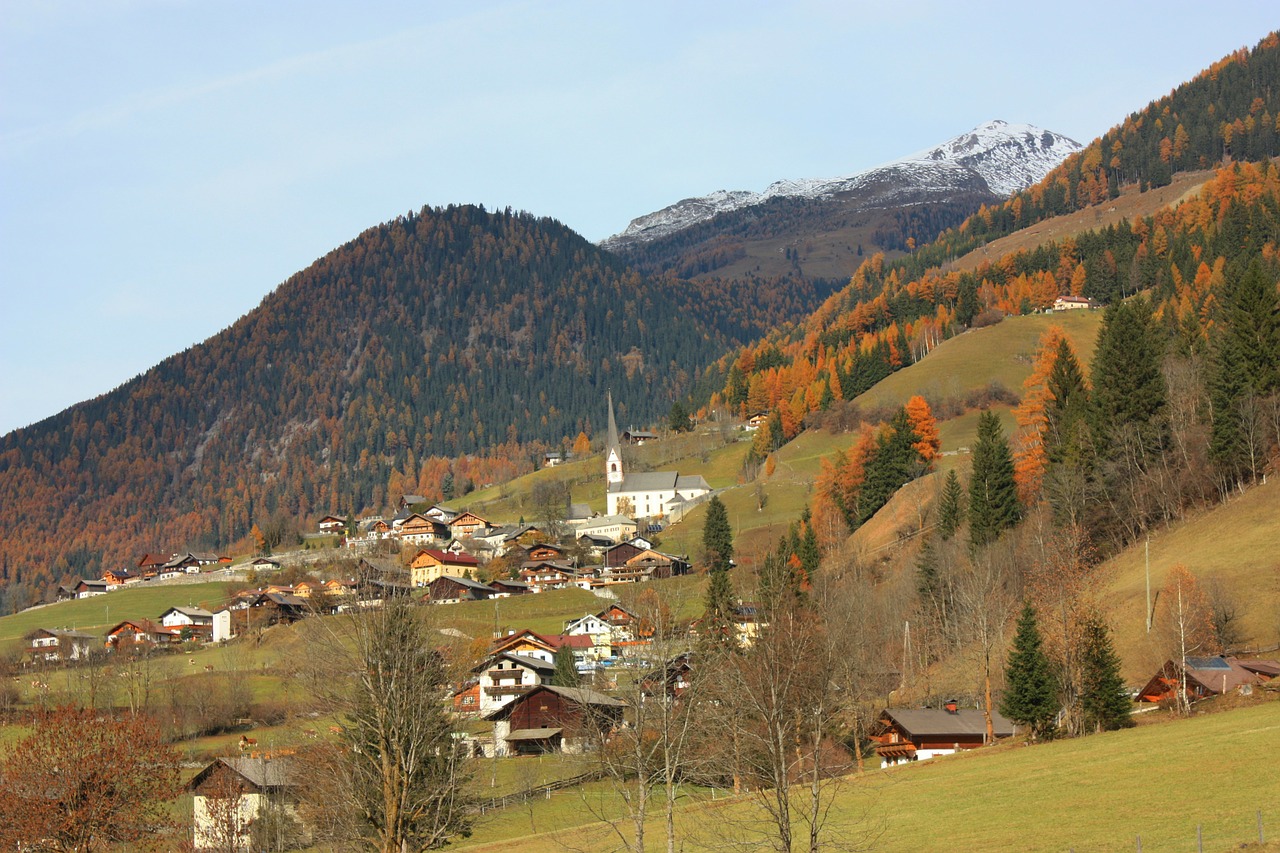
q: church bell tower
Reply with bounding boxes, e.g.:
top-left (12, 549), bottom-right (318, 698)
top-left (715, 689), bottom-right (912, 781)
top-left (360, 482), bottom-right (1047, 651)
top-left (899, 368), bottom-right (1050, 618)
top-left (606, 391), bottom-right (624, 488)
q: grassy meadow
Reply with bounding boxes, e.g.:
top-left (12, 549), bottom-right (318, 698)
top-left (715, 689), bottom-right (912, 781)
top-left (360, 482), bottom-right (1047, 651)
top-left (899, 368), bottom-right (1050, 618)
top-left (454, 699), bottom-right (1280, 852)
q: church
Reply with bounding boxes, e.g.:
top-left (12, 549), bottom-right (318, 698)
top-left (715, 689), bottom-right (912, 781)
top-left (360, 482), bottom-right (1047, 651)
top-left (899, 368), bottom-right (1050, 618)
top-left (605, 393), bottom-right (711, 518)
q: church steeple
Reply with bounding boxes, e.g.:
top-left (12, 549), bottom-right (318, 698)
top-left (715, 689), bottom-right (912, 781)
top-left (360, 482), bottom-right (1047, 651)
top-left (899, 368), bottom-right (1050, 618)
top-left (605, 391), bottom-right (624, 487)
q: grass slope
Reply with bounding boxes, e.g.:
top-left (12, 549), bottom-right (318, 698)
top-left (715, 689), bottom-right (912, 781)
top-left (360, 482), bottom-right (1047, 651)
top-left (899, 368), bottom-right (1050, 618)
top-left (1104, 476), bottom-right (1280, 682)
top-left (0, 581), bottom-right (234, 648)
top-left (455, 700), bottom-right (1280, 852)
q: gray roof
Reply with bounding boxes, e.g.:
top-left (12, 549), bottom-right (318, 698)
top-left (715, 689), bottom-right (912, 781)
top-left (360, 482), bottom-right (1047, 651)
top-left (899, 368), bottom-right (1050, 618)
top-left (610, 471), bottom-right (679, 493)
top-left (433, 575), bottom-right (493, 593)
top-left (675, 474), bottom-right (710, 491)
top-left (197, 756), bottom-right (293, 791)
top-left (542, 684), bottom-right (626, 707)
top-left (162, 606), bottom-right (214, 619)
top-left (491, 652), bottom-right (556, 672)
top-left (567, 503), bottom-right (593, 520)
top-left (882, 708), bottom-right (1013, 738)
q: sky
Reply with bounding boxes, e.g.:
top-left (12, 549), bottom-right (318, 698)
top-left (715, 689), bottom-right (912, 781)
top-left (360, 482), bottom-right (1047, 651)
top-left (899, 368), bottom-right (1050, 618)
top-left (0, 1), bottom-right (1273, 435)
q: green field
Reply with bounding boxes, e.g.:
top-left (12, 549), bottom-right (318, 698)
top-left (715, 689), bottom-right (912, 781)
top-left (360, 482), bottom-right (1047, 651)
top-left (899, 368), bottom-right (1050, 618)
top-left (0, 581), bottom-right (235, 648)
top-left (455, 699), bottom-right (1280, 852)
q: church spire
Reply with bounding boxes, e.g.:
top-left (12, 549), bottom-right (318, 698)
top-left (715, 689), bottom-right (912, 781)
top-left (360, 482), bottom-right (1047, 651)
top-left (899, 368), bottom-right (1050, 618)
top-left (606, 391), bottom-right (624, 487)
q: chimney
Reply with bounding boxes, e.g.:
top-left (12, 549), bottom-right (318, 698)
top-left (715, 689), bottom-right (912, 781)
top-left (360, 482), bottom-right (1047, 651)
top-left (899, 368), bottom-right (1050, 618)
top-left (944, 699), bottom-right (958, 714)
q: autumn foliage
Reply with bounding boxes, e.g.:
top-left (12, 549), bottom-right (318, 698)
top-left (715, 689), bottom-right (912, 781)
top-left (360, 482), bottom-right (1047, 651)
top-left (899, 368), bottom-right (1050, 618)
top-left (0, 707), bottom-right (181, 852)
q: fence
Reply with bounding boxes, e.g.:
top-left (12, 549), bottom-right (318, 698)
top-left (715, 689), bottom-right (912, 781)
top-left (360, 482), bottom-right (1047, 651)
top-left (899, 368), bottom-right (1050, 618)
top-left (1068, 808), bottom-right (1271, 852)
top-left (474, 768), bottom-right (606, 815)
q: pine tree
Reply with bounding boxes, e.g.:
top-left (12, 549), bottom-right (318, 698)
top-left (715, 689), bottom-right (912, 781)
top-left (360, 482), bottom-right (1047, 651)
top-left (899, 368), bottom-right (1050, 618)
top-left (701, 563), bottom-right (737, 647)
top-left (797, 507), bottom-right (820, 584)
top-left (937, 469), bottom-right (964, 540)
top-left (668, 401), bottom-right (693, 433)
top-left (1089, 298), bottom-right (1167, 451)
top-left (1044, 336), bottom-right (1090, 463)
top-left (551, 644), bottom-right (580, 687)
top-left (702, 496), bottom-right (733, 574)
top-left (968, 411), bottom-right (1021, 548)
top-left (1000, 602), bottom-right (1059, 741)
top-left (1078, 616), bottom-right (1134, 733)
top-left (1209, 259), bottom-right (1280, 484)
top-left (859, 407), bottom-right (921, 525)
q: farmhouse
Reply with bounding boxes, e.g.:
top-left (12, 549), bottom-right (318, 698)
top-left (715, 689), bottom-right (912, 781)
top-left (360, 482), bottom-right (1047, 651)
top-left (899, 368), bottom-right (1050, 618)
top-left (427, 574), bottom-right (495, 604)
top-left (25, 628), bottom-right (97, 664)
top-left (487, 684), bottom-right (625, 756)
top-left (188, 756), bottom-right (296, 851)
top-left (870, 703), bottom-right (1014, 767)
top-left (408, 548), bottom-right (480, 587)
top-left (1138, 656), bottom-right (1280, 704)
top-left (471, 651), bottom-right (557, 716)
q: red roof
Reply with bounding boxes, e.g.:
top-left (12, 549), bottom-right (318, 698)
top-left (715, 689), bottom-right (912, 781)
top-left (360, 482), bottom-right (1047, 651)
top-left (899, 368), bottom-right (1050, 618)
top-left (416, 548), bottom-right (479, 566)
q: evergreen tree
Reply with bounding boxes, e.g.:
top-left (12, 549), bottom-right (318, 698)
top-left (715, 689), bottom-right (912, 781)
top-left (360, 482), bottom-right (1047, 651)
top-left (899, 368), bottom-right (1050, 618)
top-left (551, 644), bottom-right (580, 687)
top-left (1044, 336), bottom-right (1090, 464)
top-left (968, 411), bottom-right (1021, 548)
top-left (668, 401), bottom-right (693, 433)
top-left (1089, 298), bottom-right (1167, 450)
top-left (1000, 602), bottom-right (1059, 741)
top-left (702, 496), bottom-right (733, 574)
top-left (1209, 259), bottom-right (1280, 483)
top-left (701, 563), bottom-right (737, 647)
top-left (859, 407), bottom-right (921, 525)
top-left (797, 507), bottom-right (820, 584)
top-left (1078, 616), bottom-right (1134, 733)
top-left (937, 469), bottom-right (964, 539)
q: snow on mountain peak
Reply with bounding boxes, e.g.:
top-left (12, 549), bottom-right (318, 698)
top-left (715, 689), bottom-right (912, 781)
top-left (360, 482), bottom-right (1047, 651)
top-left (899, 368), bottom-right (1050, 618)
top-left (601, 121), bottom-right (1082, 249)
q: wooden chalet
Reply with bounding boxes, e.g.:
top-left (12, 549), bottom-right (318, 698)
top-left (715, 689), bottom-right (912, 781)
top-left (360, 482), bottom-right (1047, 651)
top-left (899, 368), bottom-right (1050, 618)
top-left (526, 542), bottom-right (569, 562)
top-left (317, 514), bottom-right (346, 532)
top-left (25, 628), bottom-right (97, 664)
top-left (488, 685), bottom-right (625, 755)
top-left (188, 756), bottom-right (295, 851)
top-left (1138, 656), bottom-right (1280, 704)
top-left (136, 553), bottom-right (170, 572)
top-left (398, 494), bottom-right (429, 510)
top-left (70, 578), bottom-right (109, 598)
top-left (409, 548), bottom-right (481, 587)
top-left (620, 428), bottom-right (657, 445)
top-left (870, 704), bottom-right (1014, 767)
top-left (472, 651), bottom-right (556, 716)
top-left (427, 575), bottom-right (494, 604)
top-left (248, 556), bottom-right (282, 571)
top-left (102, 567), bottom-right (141, 586)
top-left (488, 578), bottom-right (530, 598)
top-left (449, 511), bottom-right (491, 539)
top-left (601, 541), bottom-right (645, 568)
top-left (490, 629), bottom-right (558, 662)
top-left (641, 652), bottom-right (694, 701)
top-left (105, 619), bottom-right (182, 648)
top-left (397, 513), bottom-right (450, 545)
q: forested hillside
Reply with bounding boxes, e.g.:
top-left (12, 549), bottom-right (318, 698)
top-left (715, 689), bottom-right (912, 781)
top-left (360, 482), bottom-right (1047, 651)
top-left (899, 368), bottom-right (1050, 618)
top-left (712, 33), bottom-right (1280, 557)
top-left (0, 205), bottom-right (831, 605)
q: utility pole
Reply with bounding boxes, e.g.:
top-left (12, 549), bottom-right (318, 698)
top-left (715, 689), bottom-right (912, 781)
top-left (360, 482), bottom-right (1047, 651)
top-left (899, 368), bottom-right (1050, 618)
top-left (1144, 535), bottom-right (1152, 633)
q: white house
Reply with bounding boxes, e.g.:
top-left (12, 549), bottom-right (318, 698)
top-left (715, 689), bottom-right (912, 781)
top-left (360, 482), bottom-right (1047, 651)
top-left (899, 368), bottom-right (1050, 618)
top-left (25, 628), bottom-right (96, 663)
top-left (211, 609), bottom-right (234, 643)
top-left (187, 757), bottom-right (295, 851)
top-left (473, 651), bottom-right (556, 716)
top-left (160, 606), bottom-right (214, 629)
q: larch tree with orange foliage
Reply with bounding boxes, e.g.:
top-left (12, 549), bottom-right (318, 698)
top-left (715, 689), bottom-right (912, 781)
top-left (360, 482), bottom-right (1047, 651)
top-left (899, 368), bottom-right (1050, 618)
top-left (1013, 327), bottom-right (1070, 506)
top-left (1156, 563), bottom-right (1218, 714)
top-left (904, 395), bottom-right (940, 468)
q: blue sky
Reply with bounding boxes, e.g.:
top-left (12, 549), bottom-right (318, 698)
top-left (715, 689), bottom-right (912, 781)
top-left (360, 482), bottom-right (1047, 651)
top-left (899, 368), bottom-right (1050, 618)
top-left (0, 1), bottom-right (1272, 435)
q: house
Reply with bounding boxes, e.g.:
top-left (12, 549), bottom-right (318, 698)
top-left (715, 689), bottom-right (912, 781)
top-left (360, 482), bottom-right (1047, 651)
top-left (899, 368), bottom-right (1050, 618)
top-left (105, 619), bottom-right (182, 649)
top-left (620, 428), bottom-right (658, 446)
top-left (572, 515), bottom-right (638, 544)
top-left (604, 393), bottom-right (710, 518)
top-left (73, 578), bottom-right (110, 598)
top-left (596, 603), bottom-right (639, 641)
top-left (1053, 295), bottom-right (1095, 311)
top-left (136, 553), bottom-right (170, 573)
top-left (519, 561), bottom-right (582, 591)
top-left (102, 567), bottom-right (142, 586)
top-left (187, 756), bottom-right (296, 851)
top-left (449, 511), bottom-right (491, 539)
top-left (471, 651), bottom-right (557, 716)
top-left (159, 606), bottom-right (214, 636)
top-left (487, 684), bottom-right (625, 756)
top-left (396, 513), bottom-right (450, 545)
top-left (526, 542), bottom-right (569, 562)
top-left (238, 592), bottom-right (310, 626)
top-left (869, 703), bottom-right (1014, 767)
top-left (427, 575), bottom-right (495, 604)
top-left (317, 514), bottom-right (346, 533)
top-left (248, 557), bottom-right (281, 572)
top-left (1137, 656), bottom-right (1280, 704)
top-left (543, 450), bottom-right (566, 467)
top-left (745, 412), bottom-right (770, 430)
top-left (159, 553), bottom-right (203, 575)
top-left (25, 628), bottom-right (97, 664)
top-left (212, 609), bottom-right (234, 643)
top-left (409, 548), bottom-right (480, 587)
top-left (488, 578), bottom-right (530, 598)
top-left (641, 652), bottom-right (694, 701)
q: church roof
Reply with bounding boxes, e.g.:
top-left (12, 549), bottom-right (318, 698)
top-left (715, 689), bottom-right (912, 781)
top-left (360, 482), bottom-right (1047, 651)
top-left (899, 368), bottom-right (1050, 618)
top-left (609, 471), bottom-right (680, 493)
top-left (607, 390), bottom-right (621, 460)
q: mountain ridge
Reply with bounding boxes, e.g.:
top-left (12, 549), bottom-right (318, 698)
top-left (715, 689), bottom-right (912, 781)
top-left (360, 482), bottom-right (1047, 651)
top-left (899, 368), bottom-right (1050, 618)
top-left (601, 120), bottom-right (1082, 251)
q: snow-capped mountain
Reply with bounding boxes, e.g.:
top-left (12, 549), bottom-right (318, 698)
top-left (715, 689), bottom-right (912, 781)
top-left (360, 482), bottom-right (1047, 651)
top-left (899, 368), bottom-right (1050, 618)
top-left (602, 120), bottom-right (1081, 250)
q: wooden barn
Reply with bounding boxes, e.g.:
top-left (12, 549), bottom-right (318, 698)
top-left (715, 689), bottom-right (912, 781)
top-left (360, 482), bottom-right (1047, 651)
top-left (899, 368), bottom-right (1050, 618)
top-left (870, 703), bottom-right (1014, 767)
top-left (487, 684), bottom-right (625, 756)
